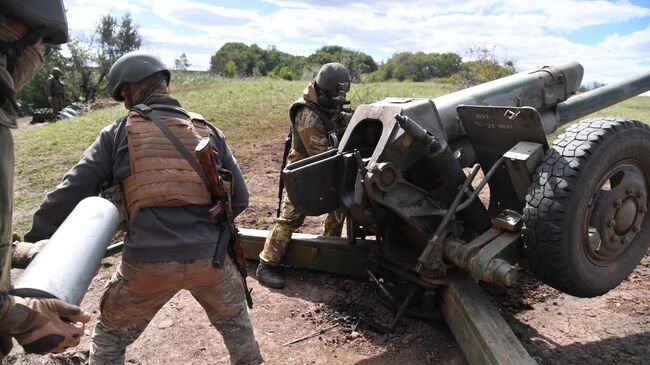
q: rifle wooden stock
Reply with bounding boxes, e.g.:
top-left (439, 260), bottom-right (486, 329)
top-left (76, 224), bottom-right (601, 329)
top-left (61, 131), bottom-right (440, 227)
top-left (195, 137), bottom-right (253, 308)
top-left (195, 138), bottom-right (225, 218)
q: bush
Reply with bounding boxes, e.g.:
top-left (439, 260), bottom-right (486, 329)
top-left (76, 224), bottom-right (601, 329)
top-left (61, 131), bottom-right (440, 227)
top-left (224, 61), bottom-right (237, 79)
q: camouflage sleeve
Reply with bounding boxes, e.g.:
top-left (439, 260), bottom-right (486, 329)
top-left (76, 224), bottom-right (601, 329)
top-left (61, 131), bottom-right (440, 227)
top-left (294, 107), bottom-right (329, 156)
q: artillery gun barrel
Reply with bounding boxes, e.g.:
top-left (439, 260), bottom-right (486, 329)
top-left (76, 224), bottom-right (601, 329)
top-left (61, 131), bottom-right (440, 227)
top-left (431, 62), bottom-right (650, 140)
top-left (432, 62), bottom-right (584, 140)
top-left (552, 71), bottom-right (650, 131)
top-left (12, 197), bottom-right (119, 305)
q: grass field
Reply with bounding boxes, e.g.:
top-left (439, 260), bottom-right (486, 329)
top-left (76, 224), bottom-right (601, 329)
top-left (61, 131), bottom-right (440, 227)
top-left (11, 77), bottom-right (650, 235)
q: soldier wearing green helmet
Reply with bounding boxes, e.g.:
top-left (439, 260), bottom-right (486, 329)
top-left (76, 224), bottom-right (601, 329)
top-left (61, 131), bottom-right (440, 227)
top-left (0, 0), bottom-right (91, 359)
top-left (44, 66), bottom-right (65, 119)
top-left (26, 50), bottom-right (264, 365)
top-left (257, 62), bottom-right (353, 289)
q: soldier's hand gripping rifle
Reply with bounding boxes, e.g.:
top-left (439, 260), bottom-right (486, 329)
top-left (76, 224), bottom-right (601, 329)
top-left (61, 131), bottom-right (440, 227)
top-left (195, 137), bottom-right (253, 309)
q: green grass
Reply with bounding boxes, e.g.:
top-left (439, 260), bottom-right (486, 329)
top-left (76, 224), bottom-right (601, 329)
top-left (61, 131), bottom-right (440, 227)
top-left (11, 78), bottom-right (650, 234)
top-left (548, 96), bottom-right (650, 141)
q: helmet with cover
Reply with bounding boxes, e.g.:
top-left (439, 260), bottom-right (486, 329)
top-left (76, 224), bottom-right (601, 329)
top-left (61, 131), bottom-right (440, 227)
top-left (315, 63), bottom-right (350, 94)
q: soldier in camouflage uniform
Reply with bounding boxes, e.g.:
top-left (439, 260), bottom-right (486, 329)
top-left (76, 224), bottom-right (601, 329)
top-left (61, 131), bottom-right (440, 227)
top-left (0, 0), bottom-right (91, 359)
top-left (25, 51), bottom-right (263, 365)
top-left (257, 63), bottom-right (352, 289)
top-left (44, 66), bottom-right (64, 119)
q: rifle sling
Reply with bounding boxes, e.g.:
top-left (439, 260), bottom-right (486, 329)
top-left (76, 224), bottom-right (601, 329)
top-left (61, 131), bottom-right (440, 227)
top-left (132, 104), bottom-right (218, 193)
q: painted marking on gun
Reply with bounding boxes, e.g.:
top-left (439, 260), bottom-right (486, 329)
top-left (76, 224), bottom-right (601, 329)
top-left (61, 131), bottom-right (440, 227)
top-left (473, 121), bottom-right (514, 129)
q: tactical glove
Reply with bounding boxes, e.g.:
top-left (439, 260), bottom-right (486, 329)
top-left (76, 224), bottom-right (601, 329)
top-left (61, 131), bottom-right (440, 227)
top-left (0, 295), bottom-right (90, 354)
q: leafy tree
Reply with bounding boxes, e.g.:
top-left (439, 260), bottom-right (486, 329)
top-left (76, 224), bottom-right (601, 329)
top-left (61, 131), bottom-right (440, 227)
top-left (66, 38), bottom-right (97, 102)
top-left (17, 13), bottom-right (142, 107)
top-left (451, 46), bottom-right (516, 89)
top-left (376, 51), bottom-right (462, 81)
top-left (307, 46), bottom-right (377, 82)
top-left (174, 53), bottom-right (191, 71)
top-left (223, 60), bottom-right (237, 78)
top-left (210, 42), bottom-right (263, 77)
top-left (94, 13), bottom-right (142, 92)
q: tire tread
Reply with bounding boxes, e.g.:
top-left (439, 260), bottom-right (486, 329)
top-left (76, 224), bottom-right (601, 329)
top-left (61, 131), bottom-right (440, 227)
top-left (523, 118), bottom-right (649, 296)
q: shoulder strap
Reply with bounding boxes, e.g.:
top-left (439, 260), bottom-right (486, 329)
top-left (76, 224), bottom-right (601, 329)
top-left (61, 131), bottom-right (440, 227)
top-left (131, 104), bottom-right (218, 193)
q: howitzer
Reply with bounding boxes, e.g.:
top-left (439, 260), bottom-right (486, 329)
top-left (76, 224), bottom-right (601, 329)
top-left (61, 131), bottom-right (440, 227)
top-left (283, 61), bottom-right (650, 299)
top-left (195, 137), bottom-right (253, 309)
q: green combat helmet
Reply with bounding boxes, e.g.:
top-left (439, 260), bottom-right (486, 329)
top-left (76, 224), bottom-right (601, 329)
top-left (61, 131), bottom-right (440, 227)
top-left (315, 63), bottom-right (351, 94)
top-left (0, 0), bottom-right (68, 73)
top-left (108, 51), bottom-right (170, 101)
top-left (0, 0), bottom-right (68, 44)
top-left (51, 67), bottom-right (62, 77)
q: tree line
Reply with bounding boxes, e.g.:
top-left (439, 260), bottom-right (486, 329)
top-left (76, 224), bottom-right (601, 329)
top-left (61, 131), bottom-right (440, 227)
top-left (16, 13), bottom-right (516, 110)
top-left (209, 42), bottom-right (516, 86)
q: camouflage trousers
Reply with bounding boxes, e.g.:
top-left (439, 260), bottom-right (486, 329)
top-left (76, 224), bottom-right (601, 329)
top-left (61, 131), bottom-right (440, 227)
top-left (89, 256), bottom-right (263, 365)
top-left (259, 194), bottom-right (344, 266)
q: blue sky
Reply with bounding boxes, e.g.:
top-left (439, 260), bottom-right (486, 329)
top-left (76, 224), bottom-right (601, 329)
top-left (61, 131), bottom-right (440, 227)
top-left (64, 0), bottom-right (650, 87)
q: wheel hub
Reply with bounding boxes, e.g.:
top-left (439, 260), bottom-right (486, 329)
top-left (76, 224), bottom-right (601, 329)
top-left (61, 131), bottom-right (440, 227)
top-left (588, 162), bottom-right (648, 264)
top-left (614, 197), bottom-right (638, 234)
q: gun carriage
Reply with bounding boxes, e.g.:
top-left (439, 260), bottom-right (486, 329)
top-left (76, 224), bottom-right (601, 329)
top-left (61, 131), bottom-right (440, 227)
top-left (284, 61), bottom-right (650, 299)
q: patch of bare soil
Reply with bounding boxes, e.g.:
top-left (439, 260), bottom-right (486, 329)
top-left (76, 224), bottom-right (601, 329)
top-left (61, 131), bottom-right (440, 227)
top-left (7, 134), bottom-right (650, 364)
top-left (89, 98), bottom-right (120, 110)
top-left (10, 117), bottom-right (44, 135)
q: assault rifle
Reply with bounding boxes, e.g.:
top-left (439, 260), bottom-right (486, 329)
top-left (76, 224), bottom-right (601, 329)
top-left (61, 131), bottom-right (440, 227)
top-left (195, 137), bottom-right (253, 309)
top-left (276, 131), bottom-right (292, 218)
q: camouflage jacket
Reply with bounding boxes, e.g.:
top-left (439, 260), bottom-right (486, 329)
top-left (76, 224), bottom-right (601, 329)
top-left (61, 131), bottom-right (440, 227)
top-left (286, 80), bottom-right (351, 164)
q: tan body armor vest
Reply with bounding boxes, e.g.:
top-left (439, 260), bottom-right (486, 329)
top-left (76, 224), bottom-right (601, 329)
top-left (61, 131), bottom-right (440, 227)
top-left (123, 109), bottom-right (212, 216)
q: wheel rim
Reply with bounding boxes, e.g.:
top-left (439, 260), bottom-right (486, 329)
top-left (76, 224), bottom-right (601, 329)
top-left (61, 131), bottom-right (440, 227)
top-left (584, 159), bottom-right (648, 265)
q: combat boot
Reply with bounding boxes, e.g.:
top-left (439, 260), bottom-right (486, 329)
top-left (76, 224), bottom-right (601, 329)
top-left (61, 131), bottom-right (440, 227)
top-left (256, 261), bottom-right (285, 289)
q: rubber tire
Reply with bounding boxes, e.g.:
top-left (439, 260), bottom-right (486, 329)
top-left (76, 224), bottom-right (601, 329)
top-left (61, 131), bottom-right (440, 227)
top-left (523, 118), bottom-right (650, 298)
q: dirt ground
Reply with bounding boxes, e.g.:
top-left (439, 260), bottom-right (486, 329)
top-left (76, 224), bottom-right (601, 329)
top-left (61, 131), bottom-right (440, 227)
top-left (7, 120), bottom-right (650, 364)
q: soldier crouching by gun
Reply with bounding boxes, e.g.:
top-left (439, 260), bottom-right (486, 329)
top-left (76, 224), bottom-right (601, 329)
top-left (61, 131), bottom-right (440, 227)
top-left (24, 51), bottom-right (263, 365)
top-left (258, 63), bottom-right (354, 289)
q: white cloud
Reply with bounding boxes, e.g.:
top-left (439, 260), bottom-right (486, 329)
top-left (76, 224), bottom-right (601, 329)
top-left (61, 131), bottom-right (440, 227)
top-left (149, 0), bottom-right (260, 27)
top-left (65, 0), bottom-right (144, 31)
top-left (599, 23), bottom-right (650, 53)
top-left (62, 0), bottom-right (650, 90)
top-left (541, 1), bottom-right (650, 31)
